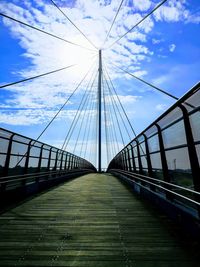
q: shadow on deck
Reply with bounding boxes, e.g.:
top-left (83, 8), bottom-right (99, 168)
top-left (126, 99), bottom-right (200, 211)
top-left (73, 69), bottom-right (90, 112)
top-left (0, 173), bottom-right (199, 267)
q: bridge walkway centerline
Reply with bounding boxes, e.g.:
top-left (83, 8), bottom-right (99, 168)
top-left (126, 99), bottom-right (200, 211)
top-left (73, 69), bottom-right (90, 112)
top-left (0, 173), bottom-right (199, 267)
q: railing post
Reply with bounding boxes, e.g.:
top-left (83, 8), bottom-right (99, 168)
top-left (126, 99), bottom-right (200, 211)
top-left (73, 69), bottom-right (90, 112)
top-left (124, 148), bottom-right (129, 171)
top-left (155, 123), bottom-right (172, 200)
top-left (179, 105), bottom-right (200, 193)
top-left (54, 150), bottom-right (59, 171)
top-left (179, 105), bottom-right (200, 215)
top-left (24, 140), bottom-right (32, 174)
top-left (69, 155), bottom-right (72, 170)
top-left (1, 134), bottom-right (14, 192)
top-left (47, 147), bottom-right (52, 172)
top-left (143, 134), bottom-right (155, 191)
top-left (60, 151), bottom-right (64, 171)
top-left (23, 140), bottom-right (32, 186)
top-left (122, 153), bottom-right (125, 170)
top-left (38, 144), bottom-right (44, 172)
top-left (130, 144), bottom-right (136, 173)
top-left (64, 153), bottom-right (68, 170)
top-left (47, 147), bottom-right (52, 180)
top-left (74, 156), bottom-right (77, 169)
top-left (70, 155), bottom-right (74, 170)
top-left (143, 134), bottom-right (153, 177)
top-left (36, 144), bottom-right (44, 183)
top-left (136, 141), bottom-right (143, 174)
top-left (155, 124), bottom-right (170, 182)
top-left (72, 156), bottom-right (75, 169)
top-left (73, 156), bottom-right (76, 169)
top-left (126, 147), bottom-right (132, 172)
top-left (68, 154), bottom-right (71, 170)
top-left (118, 155), bottom-right (121, 169)
top-left (78, 158), bottom-right (80, 169)
top-left (122, 151), bottom-right (126, 170)
top-left (3, 134), bottom-right (14, 177)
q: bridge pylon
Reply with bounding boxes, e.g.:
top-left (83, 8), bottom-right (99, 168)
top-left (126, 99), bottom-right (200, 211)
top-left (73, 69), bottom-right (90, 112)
top-left (98, 50), bottom-right (102, 172)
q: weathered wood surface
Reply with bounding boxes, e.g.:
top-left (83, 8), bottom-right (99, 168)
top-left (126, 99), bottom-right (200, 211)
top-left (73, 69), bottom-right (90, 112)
top-left (0, 173), bottom-right (199, 266)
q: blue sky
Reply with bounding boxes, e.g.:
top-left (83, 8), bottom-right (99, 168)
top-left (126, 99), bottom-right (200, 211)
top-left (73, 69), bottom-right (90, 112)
top-left (0, 0), bottom-right (200, 168)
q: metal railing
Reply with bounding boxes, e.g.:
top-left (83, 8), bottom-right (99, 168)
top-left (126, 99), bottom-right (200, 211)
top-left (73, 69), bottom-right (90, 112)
top-left (108, 82), bottom-right (200, 215)
top-left (110, 169), bottom-right (200, 218)
top-left (0, 128), bottom-right (96, 192)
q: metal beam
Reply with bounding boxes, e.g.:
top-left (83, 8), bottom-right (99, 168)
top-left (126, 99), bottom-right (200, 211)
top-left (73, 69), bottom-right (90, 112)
top-left (98, 50), bottom-right (102, 172)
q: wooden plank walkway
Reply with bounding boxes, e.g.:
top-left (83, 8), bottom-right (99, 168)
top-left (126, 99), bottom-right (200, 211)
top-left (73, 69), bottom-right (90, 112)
top-left (0, 173), bottom-right (199, 267)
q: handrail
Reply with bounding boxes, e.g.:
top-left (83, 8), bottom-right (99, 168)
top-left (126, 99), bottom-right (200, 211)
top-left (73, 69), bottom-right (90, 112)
top-left (110, 169), bottom-right (200, 207)
top-left (0, 168), bottom-right (87, 181)
top-left (0, 127), bottom-right (96, 182)
top-left (109, 82), bottom-right (200, 160)
top-left (0, 169), bottom-right (92, 185)
top-left (108, 82), bottom-right (200, 201)
top-left (116, 170), bottom-right (200, 196)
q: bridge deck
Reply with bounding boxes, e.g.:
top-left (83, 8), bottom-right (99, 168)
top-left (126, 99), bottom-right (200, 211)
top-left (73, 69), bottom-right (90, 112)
top-left (0, 173), bottom-right (199, 267)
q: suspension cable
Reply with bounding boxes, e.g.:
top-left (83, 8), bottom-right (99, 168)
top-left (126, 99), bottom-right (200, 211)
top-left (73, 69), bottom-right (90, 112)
top-left (89, 98), bottom-right (98, 165)
top-left (61, 87), bottom-right (90, 151)
top-left (60, 68), bottom-right (97, 151)
top-left (102, 75), bottom-right (110, 165)
top-left (104, 76), bottom-right (125, 146)
top-left (37, 63), bottom-right (96, 142)
top-left (0, 12), bottom-right (95, 52)
top-left (80, 90), bottom-right (96, 157)
top-left (109, 62), bottom-right (179, 100)
top-left (103, 76), bottom-right (125, 150)
top-left (106, 0), bottom-right (168, 49)
top-left (89, 88), bottom-right (98, 166)
top-left (103, 78), bottom-right (119, 155)
top-left (104, 64), bottom-right (138, 137)
top-left (14, 60), bottom-right (95, 167)
top-left (0, 64), bottom-right (77, 89)
top-left (72, 85), bottom-right (94, 154)
top-left (83, 93), bottom-right (96, 159)
top-left (63, 70), bottom-right (98, 151)
top-left (50, 62), bottom-right (98, 164)
top-left (49, 0), bottom-right (97, 50)
top-left (103, 72), bottom-right (132, 140)
top-left (102, 0), bottom-right (125, 48)
top-left (53, 68), bottom-right (97, 167)
top-left (104, 64), bottom-right (149, 159)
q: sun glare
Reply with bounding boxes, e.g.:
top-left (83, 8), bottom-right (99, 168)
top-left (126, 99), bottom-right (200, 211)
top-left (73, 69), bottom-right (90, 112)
top-left (55, 35), bottom-right (98, 81)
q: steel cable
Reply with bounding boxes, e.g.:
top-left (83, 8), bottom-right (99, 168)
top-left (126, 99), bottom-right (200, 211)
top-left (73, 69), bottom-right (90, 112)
top-left (105, 0), bottom-right (168, 49)
top-left (49, 0), bottom-right (97, 49)
top-left (0, 12), bottom-right (95, 51)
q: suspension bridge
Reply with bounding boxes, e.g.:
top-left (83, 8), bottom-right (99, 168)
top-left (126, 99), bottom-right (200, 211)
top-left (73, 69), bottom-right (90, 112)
top-left (0, 0), bottom-right (200, 266)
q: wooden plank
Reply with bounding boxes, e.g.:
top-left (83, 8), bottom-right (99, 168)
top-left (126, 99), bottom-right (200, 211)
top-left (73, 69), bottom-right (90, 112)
top-left (0, 173), bottom-right (199, 267)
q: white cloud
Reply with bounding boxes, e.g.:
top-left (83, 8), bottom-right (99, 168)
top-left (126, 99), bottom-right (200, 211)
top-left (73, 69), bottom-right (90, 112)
top-left (0, 0), bottom-right (198, 166)
top-left (186, 13), bottom-right (200, 24)
top-left (0, 109), bottom-right (53, 125)
top-left (156, 104), bottom-right (167, 111)
top-left (1, 0), bottom-right (155, 119)
top-left (153, 0), bottom-right (194, 23)
top-left (118, 95), bottom-right (142, 104)
top-left (105, 94), bottom-right (141, 105)
top-left (126, 31), bottom-right (147, 42)
top-left (132, 0), bottom-right (151, 12)
top-left (153, 75), bottom-right (168, 86)
top-left (169, 44), bottom-right (176, 52)
top-left (132, 70), bottom-right (147, 78)
top-left (152, 38), bottom-right (163, 44)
